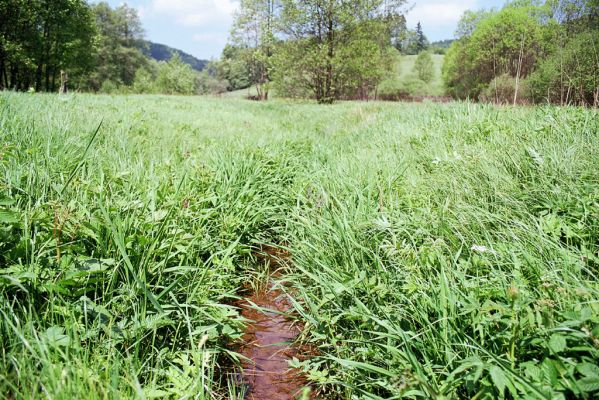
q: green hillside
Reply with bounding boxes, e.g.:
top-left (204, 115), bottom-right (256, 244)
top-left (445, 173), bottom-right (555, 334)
top-left (143, 41), bottom-right (208, 71)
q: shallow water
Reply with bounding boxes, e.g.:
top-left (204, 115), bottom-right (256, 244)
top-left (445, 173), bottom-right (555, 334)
top-left (236, 283), bottom-right (309, 400)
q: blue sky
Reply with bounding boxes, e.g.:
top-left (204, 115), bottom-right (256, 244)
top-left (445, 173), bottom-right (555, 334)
top-left (104, 0), bottom-right (507, 60)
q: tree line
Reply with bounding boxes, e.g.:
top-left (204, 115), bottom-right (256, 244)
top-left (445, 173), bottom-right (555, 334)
top-left (0, 0), bottom-right (435, 101)
top-left (443, 0), bottom-right (599, 106)
top-left (0, 0), bottom-right (95, 92)
top-left (217, 0), bottom-right (598, 105)
top-left (0, 1), bottom-right (211, 95)
top-left (2, 0), bottom-right (596, 105)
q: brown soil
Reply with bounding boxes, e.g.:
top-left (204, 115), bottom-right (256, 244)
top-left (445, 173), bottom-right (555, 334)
top-left (234, 247), bottom-right (313, 399)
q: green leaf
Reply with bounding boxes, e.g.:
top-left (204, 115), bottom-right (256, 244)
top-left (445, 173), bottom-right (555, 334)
top-left (328, 356), bottom-right (394, 377)
top-left (490, 365), bottom-right (508, 394)
top-left (44, 326), bottom-right (71, 347)
top-left (0, 198), bottom-right (15, 206)
top-left (524, 363), bottom-right (543, 382)
top-left (548, 334), bottom-right (567, 353)
top-left (578, 376), bottom-right (599, 393)
top-left (143, 388), bottom-right (169, 398)
top-left (542, 359), bottom-right (559, 386)
top-left (152, 209), bottom-right (168, 222)
top-left (0, 210), bottom-right (19, 224)
top-left (527, 147), bottom-right (544, 165)
top-left (577, 363), bottom-right (599, 378)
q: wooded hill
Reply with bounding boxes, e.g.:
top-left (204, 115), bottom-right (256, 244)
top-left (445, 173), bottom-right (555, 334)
top-left (143, 42), bottom-right (207, 72)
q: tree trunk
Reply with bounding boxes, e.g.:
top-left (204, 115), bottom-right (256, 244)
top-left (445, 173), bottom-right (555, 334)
top-left (35, 60), bottom-right (43, 91)
top-left (59, 70), bottom-right (68, 94)
top-left (9, 65), bottom-right (17, 89)
top-left (513, 35), bottom-right (525, 106)
top-left (324, 8), bottom-right (334, 104)
top-left (45, 63), bottom-right (51, 91)
top-left (52, 68), bottom-right (58, 92)
top-left (0, 58), bottom-right (5, 90)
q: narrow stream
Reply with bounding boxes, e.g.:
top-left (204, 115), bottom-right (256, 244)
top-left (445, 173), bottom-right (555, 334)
top-left (236, 277), bottom-right (310, 399)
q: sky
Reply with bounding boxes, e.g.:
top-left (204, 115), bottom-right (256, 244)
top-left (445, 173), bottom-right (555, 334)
top-left (105, 0), bottom-right (507, 60)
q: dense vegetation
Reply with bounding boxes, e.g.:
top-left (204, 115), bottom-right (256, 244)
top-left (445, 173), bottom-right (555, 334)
top-left (5, 0), bottom-right (596, 105)
top-left (443, 0), bottom-right (599, 106)
top-left (2, 1), bottom-right (598, 399)
top-left (0, 0), bottom-right (95, 92)
top-left (0, 1), bottom-right (208, 94)
top-left (1, 93), bottom-right (597, 399)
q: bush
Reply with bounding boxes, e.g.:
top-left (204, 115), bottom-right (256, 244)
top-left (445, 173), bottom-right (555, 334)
top-left (196, 72), bottom-right (229, 95)
top-left (480, 73), bottom-right (531, 104)
top-left (414, 51), bottom-right (434, 83)
top-left (443, 7), bottom-right (543, 100)
top-left (99, 80), bottom-right (118, 94)
top-left (155, 54), bottom-right (196, 95)
top-left (527, 30), bottom-right (599, 106)
top-left (132, 67), bottom-right (157, 94)
top-left (378, 75), bottom-right (427, 100)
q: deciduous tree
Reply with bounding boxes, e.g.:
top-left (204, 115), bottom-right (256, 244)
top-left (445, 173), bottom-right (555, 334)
top-left (231, 0), bottom-right (278, 100)
top-left (275, 0), bottom-right (406, 103)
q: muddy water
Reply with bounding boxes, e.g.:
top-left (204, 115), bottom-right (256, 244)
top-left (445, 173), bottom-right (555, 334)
top-left (236, 282), bottom-right (310, 400)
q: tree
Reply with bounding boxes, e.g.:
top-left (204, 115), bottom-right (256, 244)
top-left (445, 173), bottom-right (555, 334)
top-left (275, 0), bottom-right (407, 103)
top-left (455, 10), bottom-right (494, 38)
top-left (443, 6), bottom-right (543, 99)
top-left (415, 22), bottom-right (429, 52)
top-left (0, 0), bottom-right (95, 91)
top-left (132, 64), bottom-right (157, 94)
top-left (155, 53), bottom-right (196, 95)
top-left (414, 51), bottom-right (434, 82)
top-left (527, 0), bottom-right (599, 105)
top-left (84, 2), bottom-right (148, 91)
top-left (231, 0), bottom-right (277, 100)
top-left (217, 44), bottom-right (252, 91)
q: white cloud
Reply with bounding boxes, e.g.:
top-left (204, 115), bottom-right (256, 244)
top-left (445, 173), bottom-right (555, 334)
top-left (405, 0), bottom-right (476, 30)
top-left (145, 0), bottom-right (239, 27)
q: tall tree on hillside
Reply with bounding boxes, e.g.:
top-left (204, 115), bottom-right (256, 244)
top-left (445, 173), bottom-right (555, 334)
top-left (231, 0), bottom-right (278, 100)
top-left (275, 0), bottom-right (406, 103)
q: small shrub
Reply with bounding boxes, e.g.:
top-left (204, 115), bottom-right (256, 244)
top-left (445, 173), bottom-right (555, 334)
top-left (414, 51), bottom-right (434, 83)
top-left (99, 80), bottom-right (118, 94)
top-left (132, 67), bottom-right (157, 94)
top-left (480, 73), bottom-right (531, 104)
top-left (378, 76), bottom-right (427, 100)
top-left (196, 72), bottom-right (229, 95)
top-left (155, 54), bottom-right (196, 95)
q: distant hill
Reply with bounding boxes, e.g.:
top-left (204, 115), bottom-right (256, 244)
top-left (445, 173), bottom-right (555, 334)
top-left (143, 41), bottom-right (208, 71)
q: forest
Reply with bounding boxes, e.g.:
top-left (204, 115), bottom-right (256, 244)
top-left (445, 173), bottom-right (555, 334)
top-left (1, 0), bottom-right (597, 105)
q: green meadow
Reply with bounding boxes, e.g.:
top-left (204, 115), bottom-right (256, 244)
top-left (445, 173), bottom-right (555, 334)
top-left (395, 54), bottom-right (445, 97)
top-left (1, 93), bottom-right (597, 399)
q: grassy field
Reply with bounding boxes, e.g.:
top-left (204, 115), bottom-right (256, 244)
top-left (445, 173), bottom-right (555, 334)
top-left (395, 54), bottom-right (445, 96)
top-left (1, 93), bottom-right (598, 399)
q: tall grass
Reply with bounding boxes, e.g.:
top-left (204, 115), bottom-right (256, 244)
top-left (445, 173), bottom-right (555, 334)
top-left (0, 93), bottom-right (597, 399)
